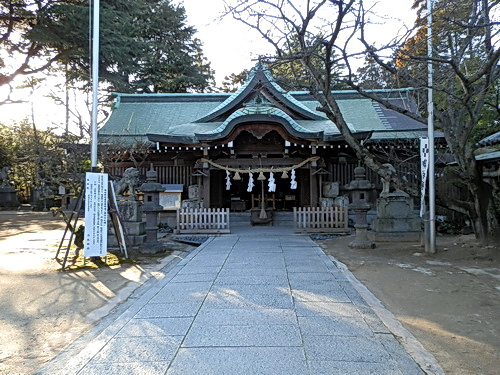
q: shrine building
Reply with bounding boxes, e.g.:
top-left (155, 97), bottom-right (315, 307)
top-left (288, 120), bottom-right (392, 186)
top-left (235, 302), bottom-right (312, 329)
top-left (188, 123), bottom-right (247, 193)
top-left (99, 63), bottom-right (428, 213)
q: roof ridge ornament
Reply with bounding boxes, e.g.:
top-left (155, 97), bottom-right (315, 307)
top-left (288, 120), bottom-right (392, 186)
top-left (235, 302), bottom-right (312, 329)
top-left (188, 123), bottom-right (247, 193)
top-left (243, 92), bottom-right (272, 108)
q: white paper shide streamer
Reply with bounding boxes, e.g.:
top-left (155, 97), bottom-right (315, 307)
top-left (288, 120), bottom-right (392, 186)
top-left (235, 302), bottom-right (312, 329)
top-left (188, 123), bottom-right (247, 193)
top-left (268, 172), bottom-right (276, 192)
top-left (225, 170), bottom-right (231, 190)
top-left (247, 173), bottom-right (254, 192)
top-left (290, 169), bottom-right (297, 190)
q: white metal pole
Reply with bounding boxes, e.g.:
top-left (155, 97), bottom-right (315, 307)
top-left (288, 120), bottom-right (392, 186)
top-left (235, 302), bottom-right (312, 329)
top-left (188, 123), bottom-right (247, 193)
top-left (427, 0), bottom-right (436, 253)
top-left (90, 0), bottom-right (100, 170)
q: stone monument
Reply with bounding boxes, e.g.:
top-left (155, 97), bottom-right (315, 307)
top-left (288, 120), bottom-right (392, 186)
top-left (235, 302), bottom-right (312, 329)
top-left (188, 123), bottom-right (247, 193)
top-left (0, 167), bottom-right (19, 208)
top-left (109, 167), bottom-right (146, 246)
top-left (369, 165), bottom-right (421, 242)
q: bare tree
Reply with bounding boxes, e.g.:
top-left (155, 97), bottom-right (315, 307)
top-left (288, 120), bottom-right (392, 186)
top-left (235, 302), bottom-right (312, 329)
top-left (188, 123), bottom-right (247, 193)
top-left (225, 0), bottom-right (499, 242)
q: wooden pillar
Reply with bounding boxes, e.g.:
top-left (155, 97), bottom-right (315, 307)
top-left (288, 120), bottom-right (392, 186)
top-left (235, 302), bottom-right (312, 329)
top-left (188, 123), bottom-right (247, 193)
top-left (202, 145), bottom-right (210, 208)
top-left (310, 146), bottom-right (318, 207)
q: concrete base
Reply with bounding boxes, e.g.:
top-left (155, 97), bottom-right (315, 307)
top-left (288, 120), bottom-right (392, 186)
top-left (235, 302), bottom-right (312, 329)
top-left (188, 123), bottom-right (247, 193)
top-left (0, 187), bottom-right (19, 208)
top-left (349, 239), bottom-right (376, 249)
top-left (368, 231), bottom-right (421, 242)
top-left (108, 220), bottom-right (146, 247)
top-left (250, 208), bottom-right (273, 225)
top-left (108, 232), bottom-right (146, 247)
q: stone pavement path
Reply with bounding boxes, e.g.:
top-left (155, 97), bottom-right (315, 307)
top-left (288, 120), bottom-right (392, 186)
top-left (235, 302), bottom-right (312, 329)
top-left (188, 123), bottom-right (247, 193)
top-left (39, 233), bottom-right (426, 375)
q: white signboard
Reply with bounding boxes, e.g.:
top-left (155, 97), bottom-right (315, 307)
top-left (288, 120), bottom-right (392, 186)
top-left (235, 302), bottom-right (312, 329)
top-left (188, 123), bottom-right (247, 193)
top-left (84, 172), bottom-right (108, 257)
top-left (159, 192), bottom-right (181, 210)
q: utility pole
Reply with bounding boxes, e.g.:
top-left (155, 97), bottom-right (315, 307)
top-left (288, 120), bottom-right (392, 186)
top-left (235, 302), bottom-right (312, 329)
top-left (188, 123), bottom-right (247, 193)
top-left (90, 0), bottom-right (100, 171)
top-left (427, 0), bottom-right (436, 253)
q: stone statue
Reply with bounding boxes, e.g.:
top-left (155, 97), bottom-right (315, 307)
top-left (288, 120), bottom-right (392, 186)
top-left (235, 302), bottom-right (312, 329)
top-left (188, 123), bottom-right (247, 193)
top-left (114, 167), bottom-right (140, 200)
top-left (381, 163), bottom-right (396, 196)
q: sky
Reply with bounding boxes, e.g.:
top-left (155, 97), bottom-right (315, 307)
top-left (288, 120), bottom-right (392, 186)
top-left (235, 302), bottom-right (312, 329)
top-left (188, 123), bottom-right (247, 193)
top-left (180, 0), bottom-right (418, 84)
top-left (0, 0), bottom-right (418, 130)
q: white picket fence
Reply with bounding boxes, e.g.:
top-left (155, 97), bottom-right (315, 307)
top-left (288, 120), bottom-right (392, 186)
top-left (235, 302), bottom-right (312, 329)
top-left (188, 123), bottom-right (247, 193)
top-left (293, 206), bottom-right (349, 233)
top-left (176, 208), bottom-right (230, 234)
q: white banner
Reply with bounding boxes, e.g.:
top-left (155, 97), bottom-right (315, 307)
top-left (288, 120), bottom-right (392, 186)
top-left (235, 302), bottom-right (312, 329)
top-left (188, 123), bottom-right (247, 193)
top-left (420, 138), bottom-right (429, 217)
top-left (84, 172), bottom-right (108, 257)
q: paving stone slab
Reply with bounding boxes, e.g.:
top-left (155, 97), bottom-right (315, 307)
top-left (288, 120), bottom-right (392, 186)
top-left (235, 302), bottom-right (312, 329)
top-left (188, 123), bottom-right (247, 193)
top-left (294, 301), bottom-right (363, 318)
top-left (298, 315), bottom-right (374, 337)
top-left (302, 335), bottom-right (392, 362)
top-left (77, 361), bottom-right (170, 375)
top-left (116, 317), bottom-right (194, 337)
top-left (176, 265), bottom-right (222, 275)
top-left (214, 274), bottom-right (290, 286)
top-left (183, 323), bottom-right (303, 347)
top-left (285, 264), bottom-right (333, 273)
top-left (287, 271), bottom-right (339, 283)
top-left (165, 347), bottom-right (308, 375)
top-left (217, 267), bottom-right (289, 277)
top-left (135, 302), bottom-right (202, 318)
top-left (91, 336), bottom-right (182, 363)
top-left (223, 259), bottom-right (286, 269)
top-left (291, 284), bottom-right (351, 303)
top-left (193, 307), bottom-right (298, 326)
top-left (169, 273), bottom-right (218, 283)
top-left (183, 258), bottom-right (227, 267)
top-left (307, 360), bottom-right (406, 375)
top-left (204, 290), bottom-right (294, 309)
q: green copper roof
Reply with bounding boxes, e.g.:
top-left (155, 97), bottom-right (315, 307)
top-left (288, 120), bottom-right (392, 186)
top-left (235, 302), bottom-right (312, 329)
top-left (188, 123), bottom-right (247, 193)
top-left (99, 64), bottom-right (430, 146)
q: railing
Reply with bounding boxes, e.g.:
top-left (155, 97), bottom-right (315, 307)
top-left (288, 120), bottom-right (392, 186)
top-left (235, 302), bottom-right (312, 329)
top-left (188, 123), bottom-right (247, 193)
top-left (293, 206), bottom-right (349, 233)
top-left (176, 208), bottom-right (230, 234)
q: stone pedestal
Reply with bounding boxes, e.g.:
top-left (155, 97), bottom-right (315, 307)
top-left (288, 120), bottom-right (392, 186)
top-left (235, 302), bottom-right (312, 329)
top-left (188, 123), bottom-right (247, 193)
top-left (117, 200), bottom-right (143, 222)
top-left (0, 186), bottom-right (19, 208)
top-left (108, 200), bottom-right (146, 247)
top-left (350, 204), bottom-right (376, 249)
top-left (369, 192), bottom-right (421, 242)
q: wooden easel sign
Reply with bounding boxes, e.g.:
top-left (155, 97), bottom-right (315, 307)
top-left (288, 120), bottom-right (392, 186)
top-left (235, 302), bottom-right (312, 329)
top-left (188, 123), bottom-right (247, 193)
top-left (84, 172), bottom-right (108, 257)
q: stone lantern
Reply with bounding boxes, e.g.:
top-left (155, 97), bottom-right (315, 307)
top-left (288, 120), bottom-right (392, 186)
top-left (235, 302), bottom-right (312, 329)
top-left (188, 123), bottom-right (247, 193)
top-left (140, 165), bottom-right (164, 250)
top-left (345, 165), bottom-right (375, 249)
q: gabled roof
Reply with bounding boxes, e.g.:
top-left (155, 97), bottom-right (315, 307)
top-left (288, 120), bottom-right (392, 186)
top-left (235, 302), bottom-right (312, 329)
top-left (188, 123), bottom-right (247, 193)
top-left (99, 64), bottom-right (431, 146)
top-left (195, 62), bottom-right (324, 123)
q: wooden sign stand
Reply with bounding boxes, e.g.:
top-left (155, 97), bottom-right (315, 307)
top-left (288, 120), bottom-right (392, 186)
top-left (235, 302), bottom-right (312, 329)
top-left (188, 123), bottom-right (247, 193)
top-left (55, 180), bottom-right (128, 270)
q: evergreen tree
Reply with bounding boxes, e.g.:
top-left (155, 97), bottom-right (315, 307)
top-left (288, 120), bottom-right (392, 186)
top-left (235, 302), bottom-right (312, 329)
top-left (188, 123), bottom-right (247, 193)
top-left (0, 0), bottom-right (215, 98)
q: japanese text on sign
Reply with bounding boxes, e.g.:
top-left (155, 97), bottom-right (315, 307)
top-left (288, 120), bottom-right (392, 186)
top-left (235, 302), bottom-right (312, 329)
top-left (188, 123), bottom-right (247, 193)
top-left (84, 172), bottom-right (108, 257)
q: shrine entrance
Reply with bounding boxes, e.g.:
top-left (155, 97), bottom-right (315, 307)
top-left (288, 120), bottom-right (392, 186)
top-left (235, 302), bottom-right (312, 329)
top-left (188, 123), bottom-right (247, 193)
top-left (209, 167), bottom-right (309, 212)
top-left (205, 128), bottom-right (316, 211)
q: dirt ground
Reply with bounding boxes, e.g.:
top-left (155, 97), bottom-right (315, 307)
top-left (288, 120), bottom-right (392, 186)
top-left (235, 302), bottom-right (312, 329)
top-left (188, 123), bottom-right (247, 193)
top-left (317, 233), bottom-right (500, 375)
top-left (0, 211), bottom-right (499, 375)
top-left (0, 211), bottom-right (193, 375)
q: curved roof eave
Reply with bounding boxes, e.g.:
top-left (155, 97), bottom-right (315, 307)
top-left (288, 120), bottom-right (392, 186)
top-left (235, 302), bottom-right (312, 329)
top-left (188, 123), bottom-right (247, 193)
top-left (195, 113), bottom-right (324, 141)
